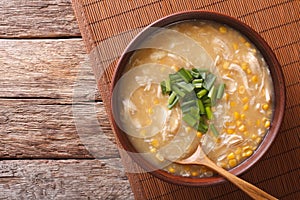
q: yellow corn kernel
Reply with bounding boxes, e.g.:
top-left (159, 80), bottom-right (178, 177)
top-left (235, 147), bottom-right (242, 155)
top-left (151, 139), bottom-right (159, 148)
top-left (242, 150), bottom-right (253, 158)
top-left (262, 117), bottom-right (268, 123)
top-left (251, 134), bottom-right (258, 140)
top-left (243, 146), bottom-right (252, 151)
top-left (238, 85), bottom-right (245, 94)
top-left (245, 42), bottom-right (251, 47)
top-left (241, 62), bottom-right (248, 71)
top-left (251, 75), bottom-right (258, 83)
top-left (184, 165), bottom-right (191, 171)
top-left (242, 97), bottom-right (249, 103)
top-left (218, 162), bottom-right (227, 169)
top-left (243, 103), bottom-right (249, 111)
top-left (171, 65), bottom-right (179, 71)
top-left (224, 93), bottom-right (229, 101)
top-left (262, 103), bottom-right (269, 111)
top-left (239, 36), bottom-right (246, 43)
top-left (150, 147), bottom-right (157, 153)
top-left (265, 120), bottom-right (271, 128)
top-left (233, 43), bottom-right (238, 51)
top-left (240, 113), bottom-right (246, 120)
top-left (234, 112), bottom-right (240, 120)
top-left (227, 152), bottom-right (235, 160)
top-left (256, 119), bottom-right (261, 126)
top-left (251, 48), bottom-right (257, 53)
top-left (191, 171), bottom-right (199, 176)
top-left (168, 167), bottom-right (176, 174)
top-left (230, 101), bottom-right (237, 107)
top-left (219, 26), bottom-right (227, 33)
top-left (256, 137), bottom-right (262, 144)
top-left (226, 128), bottom-right (235, 134)
top-left (236, 120), bottom-right (242, 127)
top-left (223, 61), bottom-right (230, 69)
top-left (238, 124), bottom-right (246, 132)
top-left (243, 131), bottom-right (249, 137)
top-left (197, 131), bottom-right (203, 138)
top-left (148, 108), bottom-right (154, 115)
top-left (153, 98), bottom-right (159, 105)
top-left (246, 68), bottom-right (252, 74)
top-left (228, 159), bottom-right (237, 168)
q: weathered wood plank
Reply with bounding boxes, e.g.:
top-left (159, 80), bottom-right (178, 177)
top-left (0, 99), bottom-right (118, 159)
top-left (0, 0), bottom-right (81, 38)
top-left (0, 39), bottom-right (101, 102)
top-left (0, 159), bottom-right (134, 199)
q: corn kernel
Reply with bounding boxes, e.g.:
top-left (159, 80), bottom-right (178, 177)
top-left (233, 43), bottom-right (238, 50)
top-left (185, 126), bottom-right (192, 133)
top-left (151, 139), bottom-right (159, 148)
top-left (228, 159), bottom-right (237, 168)
top-left (235, 147), bottom-right (242, 155)
top-left (238, 85), bottom-right (245, 94)
top-left (197, 131), bottom-right (203, 138)
top-left (191, 171), bottom-right (199, 176)
top-left (265, 120), bottom-right (271, 128)
top-left (227, 128), bottom-right (235, 134)
top-left (256, 137), bottom-right (262, 144)
top-left (242, 150), bottom-right (253, 158)
top-left (241, 62), bottom-right (248, 71)
top-left (245, 42), bottom-right (251, 47)
top-left (171, 65), bottom-right (179, 71)
top-left (227, 152), bottom-right (235, 160)
top-left (150, 147), bottom-right (157, 153)
top-left (243, 146), bottom-right (252, 152)
top-left (246, 68), bottom-right (252, 74)
top-left (224, 93), bottom-right (229, 101)
top-left (148, 108), bottom-right (154, 114)
top-left (234, 112), bottom-right (240, 120)
top-left (236, 120), bottom-right (242, 127)
top-left (262, 117), bottom-right (268, 123)
top-left (256, 119), bottom-right (261, 126)
top-left (153, 98), bottom-right (159, 105)
top-left (251, 134), bottom-right (258, 140)
top-left (223, 61), bottom-right (230, 69)
top-left (243, 103), bottom-right (249, 111)
top-left (251, 75), bottom-right (258, 83)
top-left (168, 167), bottom-right (176, 173)
top-left (243, 131), bottom-right (249, 137)
top-left (238, 124), bottom-right (246, 132)
top-left (242, 97), bottom-right (249, 103)
top-left (230, 101), bottom-right (237, 107)
top-left (218, 162), bottom-right (227, 169)
top-left (219, 26), bottom-right (227, 33)
top-left (240, 114), bottom-right (246, 120)
top-left (239, 36), bottom-right (246, 43)
top-left (262, 103), bottom-right (269, 111)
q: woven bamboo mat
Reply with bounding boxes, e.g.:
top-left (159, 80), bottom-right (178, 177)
top-left (71, 0), bottom-right (300, 199)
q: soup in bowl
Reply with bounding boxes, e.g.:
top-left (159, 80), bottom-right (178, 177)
top-left (111, 11), bottom-right (285, 186)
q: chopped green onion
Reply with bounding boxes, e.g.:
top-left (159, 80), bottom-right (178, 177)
top-left (160, 81), bottom-right (167, 95)
top-left (203, 73), bottom-right (216, 90)
top-left (217, 83), bottom-right (225, 99)
top-left (168, 92), bottom-right (179, 109)
top-left (197, 89), bottom-right (208, 99)
top-left (169, 73), bottom-right (182, 83)
top-left (183, 113), bottom-right (198, 127)
top-left (176, 82), bottom-right (194, 93)
top-left (171, 85), bottom-right (185, 97)
top-left (208, 85), bottom-right (217, 106)
top-left (197, 99), bottom-right (205, 115)
top-left (165, 79), bottom-right (171, 93)
top-left (178, 68), bottom-right (193, 83)
top-left (210, 124), bottom-right (219, 137)
top-left (190, 68), bottom-right (200, 78)
top-left (205, 106), bottom-right (213, 120)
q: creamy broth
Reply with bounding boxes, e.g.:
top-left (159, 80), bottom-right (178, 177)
top-left (116, 20), bottom-right (274, 177)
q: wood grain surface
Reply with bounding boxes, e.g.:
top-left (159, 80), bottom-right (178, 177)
top-left (0, 0), bottom-right (134, 199)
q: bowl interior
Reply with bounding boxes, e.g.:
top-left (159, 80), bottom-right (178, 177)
top-left (110, 11), bottom-right (285, 186)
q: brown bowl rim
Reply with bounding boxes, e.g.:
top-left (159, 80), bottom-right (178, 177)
top-left (110, 10), bottom-right (286, 186)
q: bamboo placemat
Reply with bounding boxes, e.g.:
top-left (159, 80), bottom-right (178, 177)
top-left (71, 0), bottom-right (300, 199)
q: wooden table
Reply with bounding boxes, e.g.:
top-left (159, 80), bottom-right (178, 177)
top-left (1, 0), bottom-right (300, 199)
top-left (0, 1), bottom-right (134, 199)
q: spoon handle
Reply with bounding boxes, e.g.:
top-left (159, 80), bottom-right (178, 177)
top-left (204, 160), bottom-right (278, 200)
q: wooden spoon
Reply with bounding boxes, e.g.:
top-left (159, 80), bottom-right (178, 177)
top-left (174, 145), bottom-right (278, 200)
